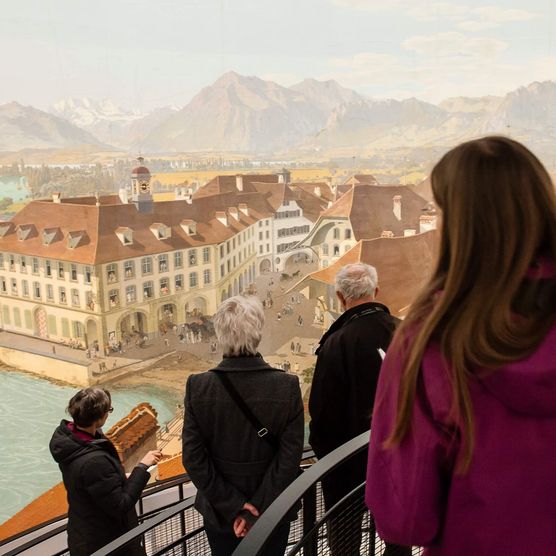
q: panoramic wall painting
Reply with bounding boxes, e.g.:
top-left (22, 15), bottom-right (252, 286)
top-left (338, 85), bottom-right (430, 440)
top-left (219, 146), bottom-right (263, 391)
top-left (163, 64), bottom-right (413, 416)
top-left (0, 0), bottom-right (555, 541)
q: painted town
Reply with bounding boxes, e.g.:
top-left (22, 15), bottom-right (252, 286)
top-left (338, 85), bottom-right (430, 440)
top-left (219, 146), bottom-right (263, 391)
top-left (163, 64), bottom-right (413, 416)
top-left (1, 1), bottom-right (556, 553)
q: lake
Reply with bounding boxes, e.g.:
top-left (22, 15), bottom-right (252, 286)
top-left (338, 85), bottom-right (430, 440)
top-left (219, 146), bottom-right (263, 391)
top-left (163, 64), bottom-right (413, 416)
top-left (0, 371), bottom-right (178, 524)
top-left (0, 176), bottom-right (30, 202)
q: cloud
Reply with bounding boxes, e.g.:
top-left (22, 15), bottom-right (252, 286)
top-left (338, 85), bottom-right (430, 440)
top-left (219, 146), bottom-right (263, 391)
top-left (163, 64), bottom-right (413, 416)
top-left (402, 32), bottom-right (508, 60)
top-left (330, 52), bottom-right (400, 71)
top-left (412, 4), bottom-right (538, 31)
top-left (471, 6), bottom-right (537, 23)
top-left (330, 0), bottom-right (538, 30)
top-left (328, 52), bottom-right (410, 91)
top-left (329, 0), bottom-right (419, 11)
top-left (456, 20), bottom-right (499, 32)
top-left (323, 31), bottom-right (556, 102)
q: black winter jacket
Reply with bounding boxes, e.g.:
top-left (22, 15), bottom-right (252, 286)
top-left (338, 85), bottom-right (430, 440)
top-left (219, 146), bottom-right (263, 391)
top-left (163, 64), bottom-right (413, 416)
top-left (49, 420), bottom-right (149, 556)
top-left (309, 302), bottom-right (398, 458)
top-left (182, 355), bottom-right (304, 533)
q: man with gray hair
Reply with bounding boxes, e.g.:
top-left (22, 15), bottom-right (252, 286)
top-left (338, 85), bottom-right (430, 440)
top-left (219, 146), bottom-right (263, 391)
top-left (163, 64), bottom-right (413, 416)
top-left (309, 263), bottom-right (409, 556)
top-left (182, 295), bottom-right (304, 555)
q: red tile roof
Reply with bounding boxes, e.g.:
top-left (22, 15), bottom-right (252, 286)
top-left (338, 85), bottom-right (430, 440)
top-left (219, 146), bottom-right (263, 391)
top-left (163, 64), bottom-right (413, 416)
top-left (0, 193), bottom-right (268, 264)
top-left (0, 172), bottom-right (335, 265)
top-left (321, 184), bottom-right (428, 240)
top-left (195, 174), bottom-right (279, 197)
top-left (106, 403), bottom-right (159, 461)
top-left (194, 174), bottom-right (331, 224)
top-left (294, 231), bottom-right (439, 317)
top-left (336, 174), bottom-right (379, 197)
top-left (290, 182), bottom-right (334, 203)
top-left (344, 174), bottom-right (379, 185)
top-left (413, 176), bottom-right (433, 201)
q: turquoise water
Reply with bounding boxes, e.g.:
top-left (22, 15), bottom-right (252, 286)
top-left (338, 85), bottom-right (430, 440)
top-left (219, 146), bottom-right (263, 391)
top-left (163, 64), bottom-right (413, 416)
top-left (0, 371), bottom-right (179, 524)
top-left (0, 176), bottom-right (30, 202)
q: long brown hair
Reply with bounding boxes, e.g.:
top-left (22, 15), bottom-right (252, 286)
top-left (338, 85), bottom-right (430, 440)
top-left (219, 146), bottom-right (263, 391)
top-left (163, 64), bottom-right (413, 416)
top-left (386, 136), bottom-right (556, 472)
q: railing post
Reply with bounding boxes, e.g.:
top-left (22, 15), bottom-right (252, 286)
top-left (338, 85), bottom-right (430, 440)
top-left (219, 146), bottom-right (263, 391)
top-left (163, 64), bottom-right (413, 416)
top-left (138, 496), bottom-right (145, 552)
top-left (367, 514), bottom-right (376, 556)
top-left (301, 483), bottom-right (317, 556)
top-left (179, 483), bottom-right (187, 555)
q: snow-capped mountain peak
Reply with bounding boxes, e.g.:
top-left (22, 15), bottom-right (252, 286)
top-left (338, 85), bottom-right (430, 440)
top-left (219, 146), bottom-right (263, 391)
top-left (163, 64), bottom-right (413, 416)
top-left (51, 97), bottom-right (144, 128)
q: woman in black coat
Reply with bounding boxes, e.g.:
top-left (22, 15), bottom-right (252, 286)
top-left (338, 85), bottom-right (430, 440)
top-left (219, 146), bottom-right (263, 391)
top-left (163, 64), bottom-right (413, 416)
top-left (50, 388), bottom-right (161, 556)
top-left (182, 295), bottom-right (304, 556)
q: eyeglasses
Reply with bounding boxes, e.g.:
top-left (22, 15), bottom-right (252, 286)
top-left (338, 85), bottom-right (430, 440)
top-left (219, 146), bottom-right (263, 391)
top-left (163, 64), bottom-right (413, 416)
top-left (108, 407), bottom-right (114, 413)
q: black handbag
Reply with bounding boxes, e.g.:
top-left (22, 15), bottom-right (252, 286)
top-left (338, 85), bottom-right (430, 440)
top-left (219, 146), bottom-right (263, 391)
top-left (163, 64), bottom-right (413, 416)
top-left (212, 370), bottom-right (279, 450)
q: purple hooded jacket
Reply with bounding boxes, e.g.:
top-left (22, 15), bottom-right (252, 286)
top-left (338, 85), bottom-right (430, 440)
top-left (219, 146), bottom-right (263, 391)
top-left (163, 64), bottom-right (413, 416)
top-left (365, 322), bottom-right (556, 555)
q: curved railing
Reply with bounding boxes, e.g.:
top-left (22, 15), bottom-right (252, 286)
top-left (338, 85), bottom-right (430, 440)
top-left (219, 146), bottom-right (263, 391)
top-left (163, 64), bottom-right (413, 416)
top-left (3, 437), bottom-right (421, 556)
top-left (233, 431), bottom-right (420, 556)
top-left (1, 448), bottom-right (316, 556)
top-left (90, 448), bottom-right (317, 556)
top-left (0, 470), bottom-right (197, 556)
top-left (92, 495), bottom-right (203, 556)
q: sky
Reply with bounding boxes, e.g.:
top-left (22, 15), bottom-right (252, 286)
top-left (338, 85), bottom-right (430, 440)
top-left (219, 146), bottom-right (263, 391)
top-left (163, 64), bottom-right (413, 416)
top-left (1, 0), bottom-right (555, 111)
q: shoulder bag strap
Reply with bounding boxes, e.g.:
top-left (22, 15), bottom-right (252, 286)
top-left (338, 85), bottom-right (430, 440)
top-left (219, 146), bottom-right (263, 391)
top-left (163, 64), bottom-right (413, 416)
top-left (344, 305), bottom-right (384, 326)
top-left (212, 370), bottom-right (279, 450)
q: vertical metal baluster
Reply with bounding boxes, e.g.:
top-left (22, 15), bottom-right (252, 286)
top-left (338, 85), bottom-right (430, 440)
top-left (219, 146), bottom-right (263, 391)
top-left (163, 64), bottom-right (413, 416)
top-left (301, 483), bottom-right (317, 556)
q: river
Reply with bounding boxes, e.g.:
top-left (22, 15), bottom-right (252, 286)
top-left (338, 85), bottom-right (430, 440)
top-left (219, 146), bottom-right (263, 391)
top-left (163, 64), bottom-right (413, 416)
top-left (0, 371), bottom-right (179, 524)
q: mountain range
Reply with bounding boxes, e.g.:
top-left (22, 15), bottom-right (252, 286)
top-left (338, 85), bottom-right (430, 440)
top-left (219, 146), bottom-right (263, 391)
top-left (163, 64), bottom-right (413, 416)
top-left (1, 73), bottom-right (556, 155)
top-left (50, 98), bottom-right (179, 150)
top-left (0, 102), bottom-right (105, 151)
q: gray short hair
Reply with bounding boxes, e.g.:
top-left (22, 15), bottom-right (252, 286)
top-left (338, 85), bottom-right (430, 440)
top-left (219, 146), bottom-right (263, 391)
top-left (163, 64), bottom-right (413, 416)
top-left (335, 263), bottom-right (378, 303)
top-left (213, 295), bottom-right (265, 356)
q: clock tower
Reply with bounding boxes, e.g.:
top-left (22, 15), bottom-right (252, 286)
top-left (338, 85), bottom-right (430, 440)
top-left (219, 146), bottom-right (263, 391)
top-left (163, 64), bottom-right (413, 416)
top-left (131, 156), bottom-right (153, 213)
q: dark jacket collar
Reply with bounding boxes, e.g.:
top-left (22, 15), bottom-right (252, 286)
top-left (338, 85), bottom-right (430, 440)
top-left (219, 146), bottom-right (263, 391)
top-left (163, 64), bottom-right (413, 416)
top-left (212, 354), bottom-right (276, 372)
top-left (50, 419), bottom-right (117, 465)
top-left (317, 301), bottom-right (390, 352)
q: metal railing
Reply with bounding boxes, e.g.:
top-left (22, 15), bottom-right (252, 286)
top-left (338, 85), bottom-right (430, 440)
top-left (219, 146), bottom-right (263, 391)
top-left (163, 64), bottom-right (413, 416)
top-left (90, 449), bottom-right (317, 556)
top-left (2, 437), bottom-right (421, 556)
top-left (1, 449), bottom-right (315, 556)
top-left (0, 470), bottom-right (197, 556)
top-left (233, 431), bottom-right (421, 556)
top-left (91, 495), bottom-right (206, 556)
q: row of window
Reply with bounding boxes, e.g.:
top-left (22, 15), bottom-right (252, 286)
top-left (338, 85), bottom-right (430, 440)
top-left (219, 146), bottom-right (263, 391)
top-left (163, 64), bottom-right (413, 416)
top-left (277, 242), bottom-right (299, 254)
top-left (258, 220), bottom-right (270, 227)
top-left (275, 210), bottom-right (301, 219)
top-left (219, 264), bottom-right (255, 284)
top-left (0, 277), bottom-right (93, 308)
top-left (277, 225), bottom-right (310, 238)
top-left (218, 227), bottom-right (255, 259)
top-left (332, 228), bottom-right (352, 240)
top-left (1, 305), bottom-right (84, 338)
top-left (0, 269), bottom-right (213, 309)
top-left (0, 255), bottom-right (92, 283)
top-left (107, 271), bottom-right (211, 307)
top-left (321, 243), bottom-right (352, 256)
top-left (219, 245), bottom-right (255, 277)
top-left (106, 248), bottom-right (211, 283)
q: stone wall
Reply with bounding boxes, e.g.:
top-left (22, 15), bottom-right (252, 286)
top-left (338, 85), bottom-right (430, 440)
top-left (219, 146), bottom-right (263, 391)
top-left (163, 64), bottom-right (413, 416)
top-left (0, 347), bottom-right (91, 386)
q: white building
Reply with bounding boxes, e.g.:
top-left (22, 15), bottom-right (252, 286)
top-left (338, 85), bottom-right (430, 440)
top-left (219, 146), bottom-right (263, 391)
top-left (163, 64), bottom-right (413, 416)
top-left (195, 172), bottom-right (333, 273)
top-left (297, 183), bottom-right (435, 270)
top-left (0, 161), bottom-right (272, 349)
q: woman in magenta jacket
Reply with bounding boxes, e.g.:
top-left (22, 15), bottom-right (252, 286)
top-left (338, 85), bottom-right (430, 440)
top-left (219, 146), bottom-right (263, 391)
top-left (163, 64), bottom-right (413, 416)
top-left (365, 136), bottom-right (556, 556)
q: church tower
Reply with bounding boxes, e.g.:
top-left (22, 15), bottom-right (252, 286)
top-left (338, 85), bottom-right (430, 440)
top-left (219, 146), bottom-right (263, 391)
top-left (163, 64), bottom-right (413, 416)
top-left (131, 156), bottom-right (153, 213)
